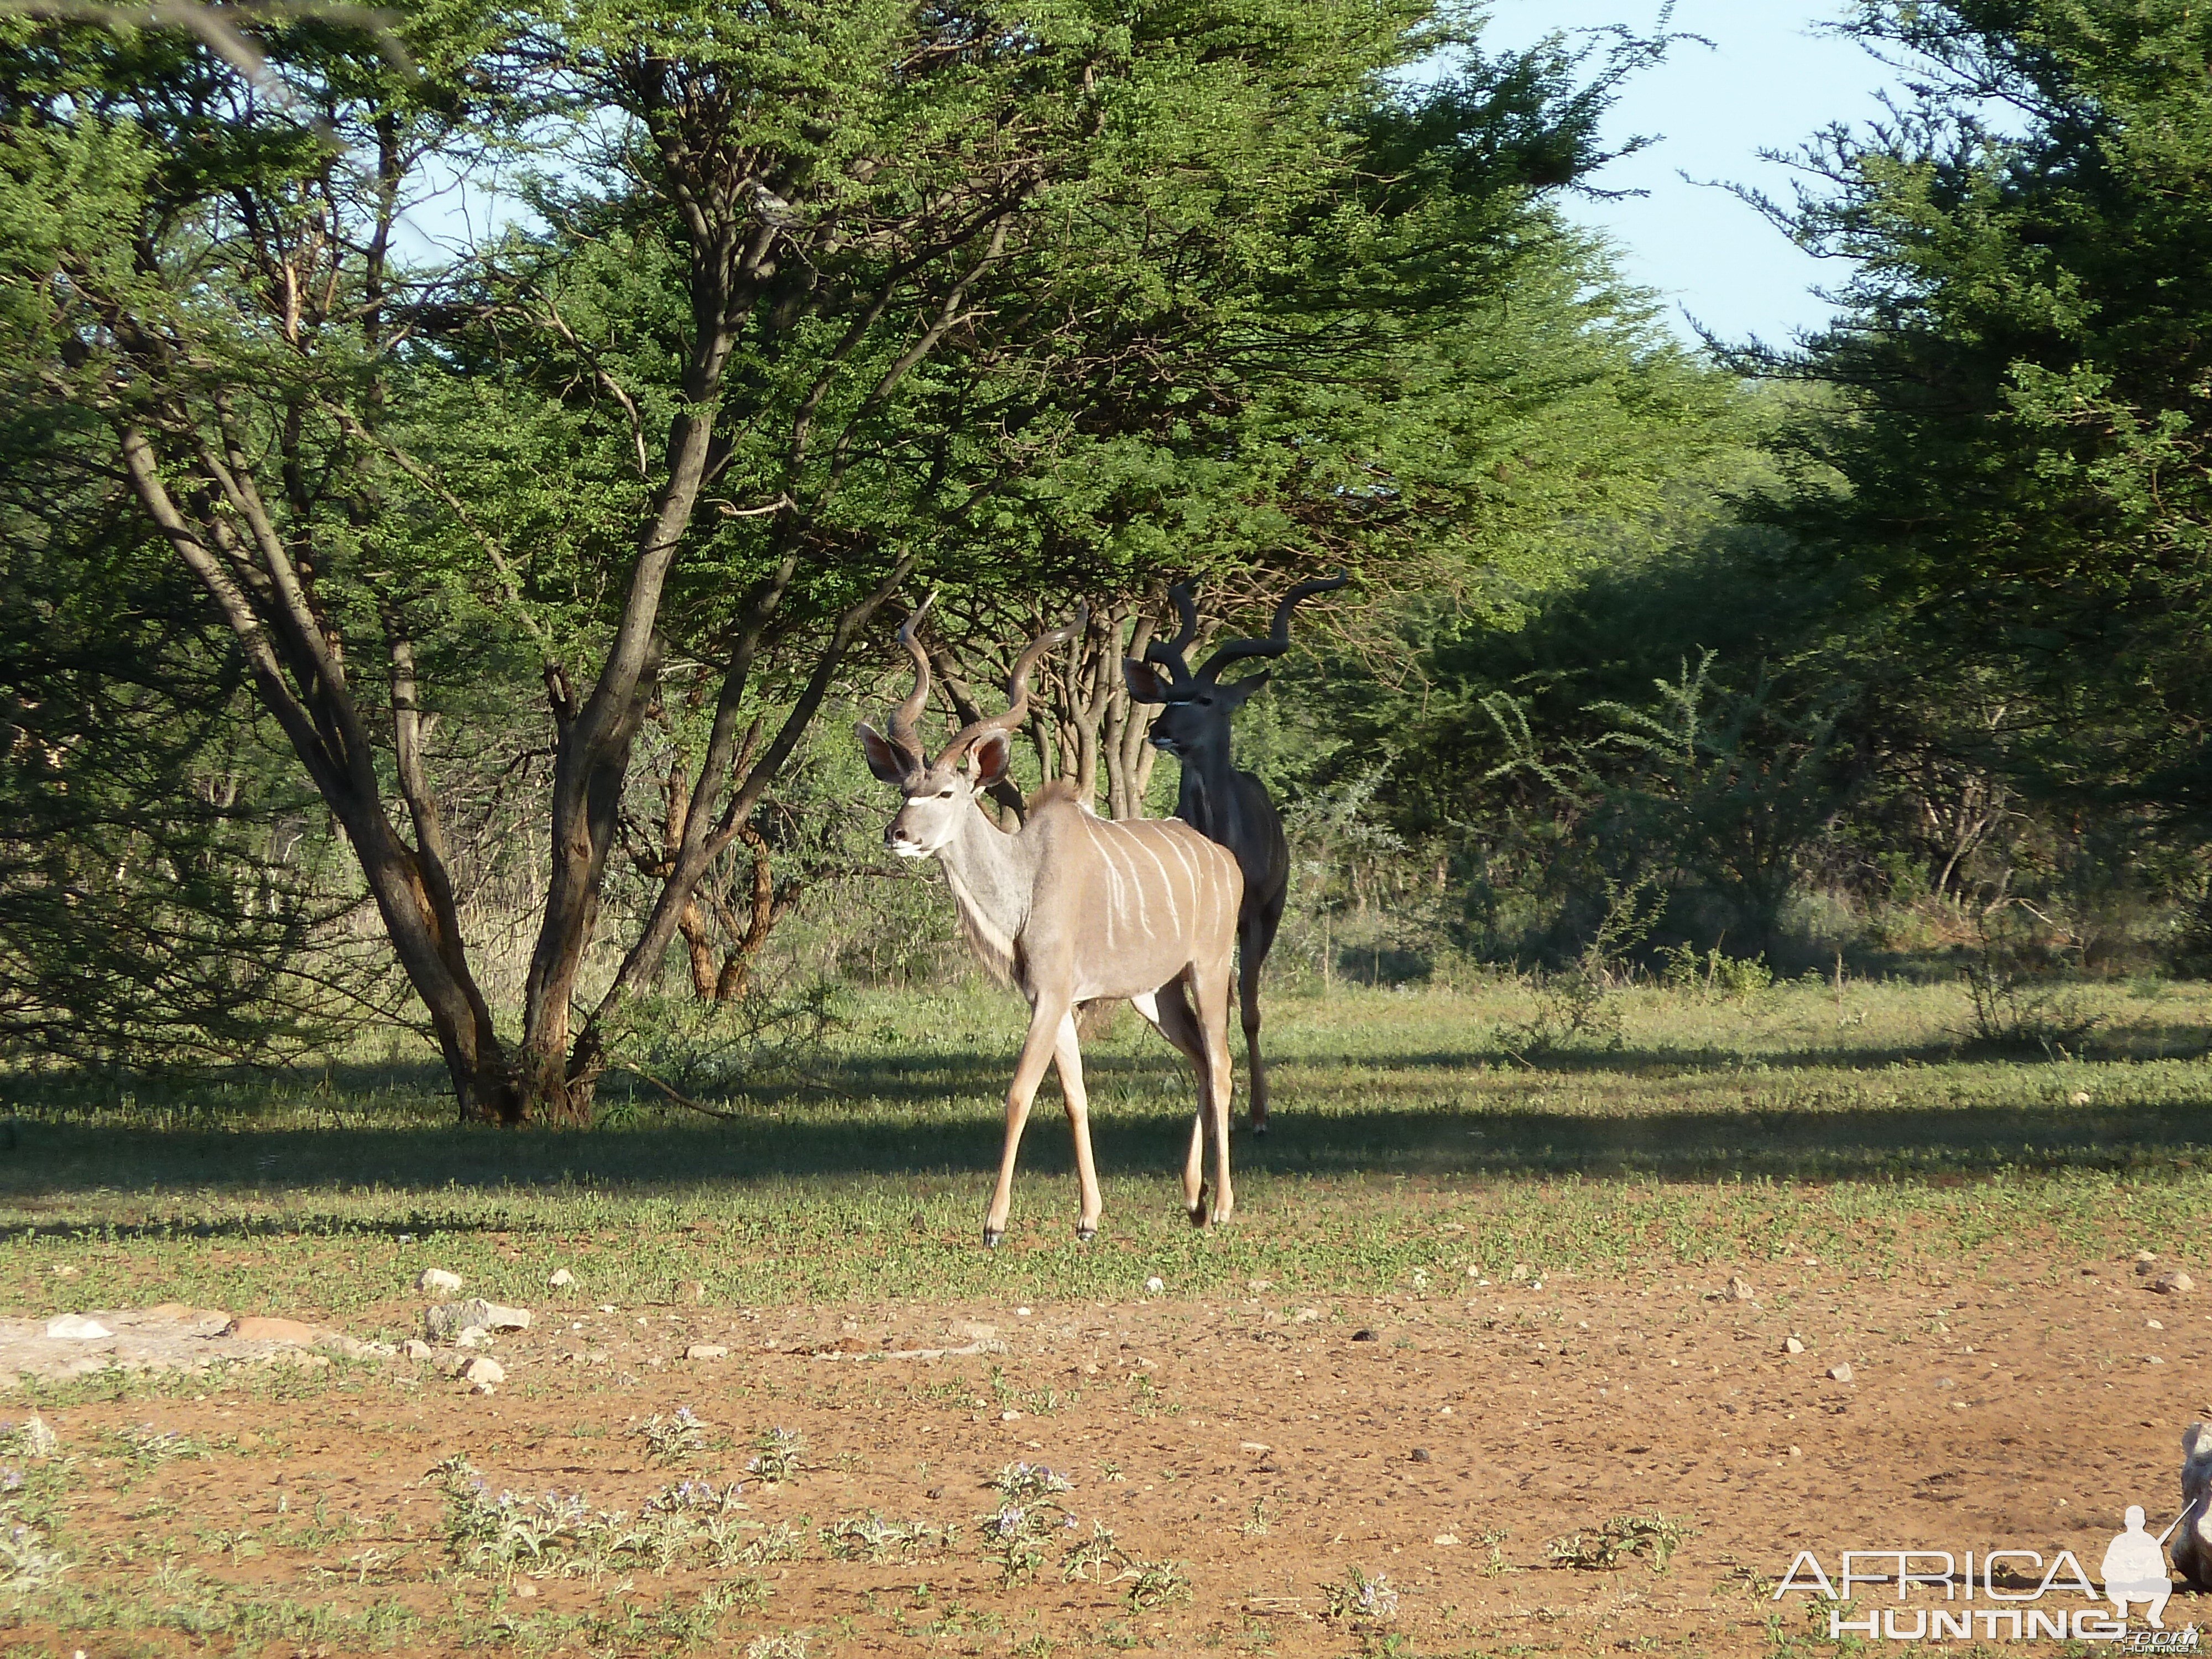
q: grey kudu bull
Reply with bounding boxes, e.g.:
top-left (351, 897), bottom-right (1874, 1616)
top-left (858, 603), bottom-right (1245, 1247)
top-left (1122, 572), bottom-right (1347, 1132)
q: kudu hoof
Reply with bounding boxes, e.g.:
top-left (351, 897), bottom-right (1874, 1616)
top-left (982, 1227), bottom-right (1003, 1250)
top-left (1076, 1225), bottom-right (1097, 1244)
top-left (1249, 1116), bottom-right (1269, 1137)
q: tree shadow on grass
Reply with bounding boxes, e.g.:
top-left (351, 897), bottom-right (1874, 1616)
top-left (3, 1037), bottom-right (2209, 1214)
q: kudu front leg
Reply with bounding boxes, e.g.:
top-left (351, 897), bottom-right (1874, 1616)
top-left (984, 998), bottom-right (1071, 1249)
top-left (1051, 1012), bottom-right (1104, 1241)
top-left (1197, 959), bottom-right (1237, 1227)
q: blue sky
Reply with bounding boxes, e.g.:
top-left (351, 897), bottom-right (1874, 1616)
top-left (1478, 1), bottom-right (1898, 347)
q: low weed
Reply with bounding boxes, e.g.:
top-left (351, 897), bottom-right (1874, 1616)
top-left (1545, 1511), bottom-right (1697, 1573)
top-left (633, 1407), bottom-right (711, 1467)
top-left (747, 1426), bottom-right (808, 1482)
top-left (1323, 1565), bottom-right (1400, 1623)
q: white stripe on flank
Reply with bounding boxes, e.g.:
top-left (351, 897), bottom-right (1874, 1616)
top-left (1129, 834), bottom-right (1179, 928)
top-left (1158, 827), bottom-right (1201, 902)
top-left (1088, 819), bottom-right (1126, 943)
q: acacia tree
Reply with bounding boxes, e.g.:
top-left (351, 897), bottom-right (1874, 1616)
top-left (6, 0), bottom-right (1525, 1120)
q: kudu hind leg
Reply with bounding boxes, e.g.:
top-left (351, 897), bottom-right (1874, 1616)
top-left (1193, 957), bottom-right (1238, 1225)
top-left (1142, 981), bottom-right (1213, 1225)
top-left (1051, 1012), bottom-right (1104, 1241)
top-left (984, 998), bottom-right (1070, 1249)
top-left (1239, 898), bottom-right (1285, 1133)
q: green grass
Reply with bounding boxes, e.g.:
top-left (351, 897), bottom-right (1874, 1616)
top-left (2, 977), bottom-right (2209, 1324)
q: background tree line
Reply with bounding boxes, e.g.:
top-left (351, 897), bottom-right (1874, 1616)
top-left (4, 0), bottom-right (2208, 1117)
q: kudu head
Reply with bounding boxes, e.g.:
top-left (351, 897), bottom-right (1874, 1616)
top-left (1122, 572), bottom-right (1348, 761)
top-left (858, 599), bottom-right (1087, 857)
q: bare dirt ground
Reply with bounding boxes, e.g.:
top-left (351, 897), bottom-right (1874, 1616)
top-left (7, 1248), bottom-right (2212, 1656)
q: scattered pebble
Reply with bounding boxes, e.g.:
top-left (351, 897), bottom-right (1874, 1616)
top-left (678, 1280), bottom-right (707, 1304)
top-left (1246, 1279), bottom-right (1274, 1293)
top-left (461, 1355), bottom-right (504, 1391)
top-left (416, 1269), bottom-right (463, 1294)
top-left (1409, 1447), bottom-right (1431, 1463)
top-left (43, 1315), bottom-right (112, 1341)
top-left (2149, 1319), bottom-right (2164, 1331)
top-left (2156, 1272), bottom-right (2196, 1295)
top-left (49, 1265), bottom-right (79, 1280)
top-left (1783, 1337), bottom-right (1806, 1355)
top-left (403, 1339), bottom-right (434, 1360)
top-left (1726, 1276), bottom-right (1755, 1302)
top-left (1434, 1532), bottom-right (1459, 1546)
top-left (684, 1343), bottom-right (729, 1361)
top-left (1240, 1441), bottom-right (1270, 1454)
top-left (1292, 1307), bottom-right (1322, 1323)
top-left (1788, 1445), bottom-right (1803, 1457)
top-left (1828, 1363), bottom-right (1854, 1383)
top-left (2069, 1091), bottom-right (2093, 1106)
top-left (1510, 1263), bottom-right (1531, 1281)
top-left (1016, 1307), bottom-right (1032, 1318)
top-left (547, 1269), bottom-right (575, 1288)
top-left (1352, 1329), bottom-right (1379, 1343)
top-left (1145, 1277), bottom-right (1165, 1295)
top-left (1000, 1409), bottom-right (1021, 1421)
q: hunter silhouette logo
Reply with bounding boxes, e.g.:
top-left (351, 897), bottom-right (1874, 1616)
top-left (1773, 1495), bottom-right (2204, 1643)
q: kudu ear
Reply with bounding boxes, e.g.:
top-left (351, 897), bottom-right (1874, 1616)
top-left (857, 722), bottom-right (909, 786)
top-left (1123, 658), bottom-right (1173, 705)
top-left (1218, 670), bottom-right (1270, 707)
top-left (968, 731), bottom-right (1013, 789)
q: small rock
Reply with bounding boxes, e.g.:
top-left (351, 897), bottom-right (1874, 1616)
top-left (43, 1315), bottom-right (112, 1340)
top-left (461, 1356), bottom-right (504, 1390)
top-left (1240, 1441), bottom-right (1271, 1454)
top-left (1465, 1266), bottom-right (1481, 1279)
top-left (1726, 1275), bottom-right (1755, 1302)
top-left (1409, 1447), bottom-right (1431, 1463)
top-left (2156, 1272), bottom-right (2196, 1295)
top-left (1292, 1307), bottom-right (1322, 1324)
top-left (1145, 1276), bottom-right (1165, 1295)
top-left (2149, 1319), bottom-right (2164, 1331)
top-left (1828, 1363), bottom-right (1854, 1383)
top-left (677, 1279), bottom-right (707, 1304)
top-left (1016, 1307), bottom-right (1032, 1318)
top-left (49, 1265), bottom-right (79, 1280)
top-left (1783, 1336), bottom-right (1806, 1355)
top-left (8, 1416), bottom-right (57, 1456)
top-left (548, 1269), bottom-right (575, 1288)
top-left (1434, 1532), bottom-right (1460, 1546)
top-left (1510, 1263), bottom-right (1530, 1281)
top-left (1246, 1279), bottom-right (1274, 1293)
top-left (416, 1268), bottom-right (463, 1294)
top-left (1788, 1444), bottom-right (1803, 1458)
top-left (1000, 1408), bottom-right (1021, 1421)
top-left (1352, 1329), bottom-right (1379, 1343)
top-left (2136, 1252), bottom-right (2161, 1274)
top-left (2068, 1091), bottom-right (2093, 1106)
top-left (403, 1339), bottom-right (435, 1360)
top-left (684, 1343), bottom-right (728, 1361)
top-left (424, 1300), bottom-right (530, 1342)
top-left (456, 1327), bottom-right (489, 1348)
